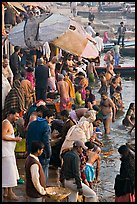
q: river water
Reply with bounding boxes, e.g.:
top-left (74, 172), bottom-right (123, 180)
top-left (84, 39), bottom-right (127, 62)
top-left (92, 56), bottom-right (135, 201)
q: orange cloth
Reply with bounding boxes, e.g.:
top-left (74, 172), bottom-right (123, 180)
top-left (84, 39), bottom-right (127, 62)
top-left (80, 78), bottom-right (88, 88)
top-left (65, 77), bottom-right (75, 99)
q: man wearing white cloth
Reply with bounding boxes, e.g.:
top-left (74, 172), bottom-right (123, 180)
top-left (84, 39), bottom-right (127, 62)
top-left (2, 108), bottom-right (22, 200)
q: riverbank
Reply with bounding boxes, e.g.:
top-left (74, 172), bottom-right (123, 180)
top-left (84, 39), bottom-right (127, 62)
top-left (2, 78), bottom-right (135, 202)
top-left (2, 3), bottom-right (135, 202)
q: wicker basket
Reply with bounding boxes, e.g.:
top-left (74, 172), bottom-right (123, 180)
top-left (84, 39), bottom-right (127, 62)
top-left (45, 186), bottom-right (71, 201)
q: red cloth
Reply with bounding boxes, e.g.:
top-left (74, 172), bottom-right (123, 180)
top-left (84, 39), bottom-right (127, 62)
top-left (103, 31), bottom-right (109, 43)
top-left (115, 193), bottom-right (135, 202)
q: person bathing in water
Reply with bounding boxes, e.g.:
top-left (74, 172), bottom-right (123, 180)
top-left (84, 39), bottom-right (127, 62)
top-left (100, 91), bottom-right (116, 135)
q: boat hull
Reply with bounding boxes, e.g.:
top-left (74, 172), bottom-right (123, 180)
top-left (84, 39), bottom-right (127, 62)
top-left (95, 66), bottom-right (135, 77)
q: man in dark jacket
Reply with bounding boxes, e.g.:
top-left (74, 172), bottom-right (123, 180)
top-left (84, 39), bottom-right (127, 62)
top-left (35, 58), bottom-right (49, 102)
top-left (26, 109), bottom-right (54, 185)
top-left (10, 46), bottom-right (20, 79)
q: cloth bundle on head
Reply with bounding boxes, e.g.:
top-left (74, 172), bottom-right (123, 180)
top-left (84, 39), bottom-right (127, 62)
top-left (60, 121), bottom-right (91, 155)
top-left (80, 109), bottom-right (96, 123)
top-left (35, 100), bottom-right (46, 107)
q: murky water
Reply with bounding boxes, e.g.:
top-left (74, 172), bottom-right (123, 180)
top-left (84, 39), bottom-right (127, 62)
top-left (92, 56), bottom-right (135, 201)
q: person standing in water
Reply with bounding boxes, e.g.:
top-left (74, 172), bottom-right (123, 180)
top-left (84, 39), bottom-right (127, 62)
top-left (100, 91), bottom-right (116, 135)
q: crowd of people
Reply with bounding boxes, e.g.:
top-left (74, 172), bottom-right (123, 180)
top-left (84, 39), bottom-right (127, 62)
top-left (2, 40), bottom-right (135, 202)
top-left (2, 3), bottom-right (135, 202)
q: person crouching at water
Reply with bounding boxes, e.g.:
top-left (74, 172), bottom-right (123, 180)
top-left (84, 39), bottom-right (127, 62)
top-left (84, 144), bottom-right (101, 188)
top-left (100, 91), bottom-right (116, 135)
top-left (25, 141), bottom-right (47, 202)
top-left (122, 103), bottom-right (135, 127)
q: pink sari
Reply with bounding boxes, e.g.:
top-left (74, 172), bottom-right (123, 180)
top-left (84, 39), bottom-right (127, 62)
top-left (103, 31), bottom-right (109, 43)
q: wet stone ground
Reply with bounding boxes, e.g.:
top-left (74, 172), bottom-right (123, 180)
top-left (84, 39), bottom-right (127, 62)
top-left (2, 158), bottom-right (115, 202)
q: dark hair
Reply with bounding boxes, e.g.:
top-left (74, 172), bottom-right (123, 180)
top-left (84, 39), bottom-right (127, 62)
top-left (36, 105), bottom-right (47, 113)
top-left (60, 110), bottom-right (69, 117)
top-left (27, 66), bottom-right (34, 72)
top-left (85, 86), bottom-right (92, 92)
top-left (85, 141), bottom-right (95, 150)
top-left (129, 103), bottom-right (135, 109)
top-left (96, 32), bottom-right (100, 36)
top-left (94, 118), bottom-right (103, 122)
top-left (116, 86), bottom-right (122, 92)
top-left (112, 78), bottom-right (116, 83)
top-left (14, 46), bottom-right (20, 52)
top-left (101, 91), bottom-right (108, 96)
top-left (42, 109), bottom-right (55, 118)
top-left (3, 54), bottom-right (8, 59)
top-left (93, 105), bottom-right (100, 112)
top-left (7, 108), bottom-right (20, 116)
top-left (77, 85), bottom-right (83, 91)
top-left (118, 145), bottom-right (129, 155)
top-left (19, 49), bottom-right (24, 54)
top-left (78, 72), bottom-right (85, 77)
top-left (31, 141), bottom-right (45, 154)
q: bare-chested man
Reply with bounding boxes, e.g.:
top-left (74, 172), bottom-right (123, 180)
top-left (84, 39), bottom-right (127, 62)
top-left (105, 61), bottom-right (115, 85)
top-left (85, 142), bottom-right (101, 187)
top-left (100, 91), bottom-right (116, 134)
top-left (2, 108), bottom-right (22, 200)
top-left (115, 73), bottom-right (122, 88)
top-left (87, 62), bottom-right (99, 85)
top-left (57, 74), bottom-right (70, 111)
top-left (98, 73), bottom-right (107, 95)
top-left (48, 56), bottom-right (58, 92)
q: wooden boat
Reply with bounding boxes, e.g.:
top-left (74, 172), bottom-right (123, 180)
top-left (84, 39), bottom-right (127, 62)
top-left (100, 4), bottom-right (122, 11)
top-left (120, 46), bottom-right (135, 57)
top-left (104, 40), bottom-right (135, 57)
top-left (95, 65), bottom-right (135, 77)
top-left (126, 11), bottom-right (135, 19)
top-left (104, 40), bottom-right (135, 52)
